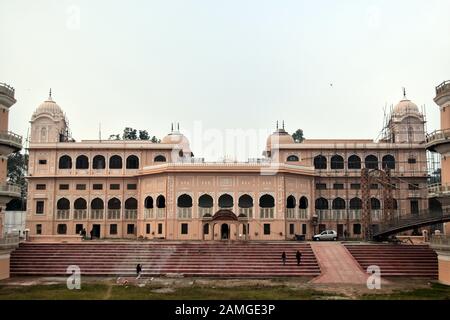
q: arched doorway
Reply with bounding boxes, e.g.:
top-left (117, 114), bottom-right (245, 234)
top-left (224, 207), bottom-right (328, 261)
top-left (221, 223), bottom-right (229, 240)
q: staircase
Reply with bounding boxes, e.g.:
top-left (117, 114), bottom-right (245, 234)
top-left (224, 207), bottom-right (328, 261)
top-left (10, 241), bottom-right (320, 278)
top-left (345, 244), bottom-right (438, 278)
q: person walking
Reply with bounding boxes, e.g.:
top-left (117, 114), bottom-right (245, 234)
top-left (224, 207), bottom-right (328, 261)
top-left (136, 264), bottom-right (143, 279)
top-left (296, 250), bottom-right (302, 266)
top-left (281, 251), bottom-right (287, 266)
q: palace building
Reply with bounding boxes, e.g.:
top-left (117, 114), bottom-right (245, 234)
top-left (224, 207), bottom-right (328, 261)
top-left (25, 91), bottom-right (430, 241)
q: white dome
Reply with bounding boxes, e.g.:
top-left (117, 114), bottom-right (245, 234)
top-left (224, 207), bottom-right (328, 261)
top-left (393, 98), bottom-right (419, 115)
top-left (32, 95), bottom-right (64, 120)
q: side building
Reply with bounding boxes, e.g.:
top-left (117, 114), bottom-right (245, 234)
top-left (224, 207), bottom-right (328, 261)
top-left (25, 91), bottom-right (428, 241)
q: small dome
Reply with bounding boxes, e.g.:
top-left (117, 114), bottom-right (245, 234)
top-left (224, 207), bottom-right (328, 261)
top-left (266, 128), bottom-right (294, 149)
top-left (161, 131), bottom-right (189, 145)
top-left (393, 98), bottom-right (419, 115)
top-left (32, 94), bottom-right (64, 120)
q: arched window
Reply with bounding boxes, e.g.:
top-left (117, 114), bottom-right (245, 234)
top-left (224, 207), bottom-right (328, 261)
top-left (259, 194), bottom-right (275, 208)
top-left (76, 155), bottom-right (89, 169)
top-left (286, 195), bottom-right (296, 208)
top-left (154, 155), bottom-right (167, 162)
top-left (287, 155), bottom-right (299, 162)
top-left (314, 155), bottom-right (327, 170)
top-left (382, 155), bottom-right (395, 170)
top-left (315, 197), bottom-right (328, 210)
top-left (392, 199), bottom-right (398, 210)
top-left (93, 155), bottom-right (106, 169)
top-left (91, 198), bottom-right (104, 210)
top-left (331, 155), bottom-right (344, 170)
top-left (370, 198), bottom-right (381, 210)
top-left (238, 194), bottom-right (253, 208)
top-left (57, 198), bottom-right (70, 210)
top-left (408, 127), bottom-right (414, 142)
top-left (349, 198), bottom-right (362, 209)
top-left (74, 198), bottom-right (87, 210)
top-left (125, 198), bottom-right (138, 210)
top-left (41, 127), bottom-right (47, 142)
top-left (199, 194), bottom-right (213, 208)
top-left (299, 196), bottom-right (308, 209)
top-left (126, 155), bottom-right (139, 169)
top-left (108, 198), bottom-right (121, 210)
top-left (58, 155), bottom-right (72, 169)
top-left (365, 155), bottom-right (378, 169)
top-left (109, 155), bottom-right (123, 169)
top-left (156, 195), bottom-right (166, 208)
top-left (145, 196), bottom-right (154, 209)
top-left (348, 155), bottom-right (361, 170)
top-left (177, 194), bottom-right (192, 207)
top-left (218, 194), bottom-right (233, 208)
top-left (332, 197), bottom-right (346, 209)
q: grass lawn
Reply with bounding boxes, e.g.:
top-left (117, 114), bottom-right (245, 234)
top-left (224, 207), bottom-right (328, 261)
top-left (361, 283), bottom-right (450, 300)
top-left (0, 283), bottom-right (339, 300)
top-left (0, 282), bottom-right (449, 300)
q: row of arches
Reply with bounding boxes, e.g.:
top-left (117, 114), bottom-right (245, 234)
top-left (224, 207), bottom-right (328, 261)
top-left (173, 194), bottom-right (276, 209)
top-left (313, 154), bottom-right (396, 170)
top-left (57, 197), bottom-right (147, 210)
top-left (58, 154), bottom-right (168, 170)
top-left (314, 197), bottom-right (398, 210)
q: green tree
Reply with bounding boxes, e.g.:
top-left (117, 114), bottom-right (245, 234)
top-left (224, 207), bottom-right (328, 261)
top-left (108, 134), bottom-right (121, 140)
top-left (292, 129), bottom-right (304, 143)
top-left (151, 136), bottom-right (160, 143)
top-left (122, 127), bottom-right (138, 140)
top-left (7, 152), bottom-right (29, 200)
top-left (139, 130), bottom-right (150, 140)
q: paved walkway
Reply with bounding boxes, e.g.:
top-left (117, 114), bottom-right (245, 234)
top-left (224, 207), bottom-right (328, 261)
top-left (310, 242), bottom-right (369, 284)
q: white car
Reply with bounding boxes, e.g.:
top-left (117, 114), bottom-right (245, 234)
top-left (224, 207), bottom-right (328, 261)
top-left (313, 230), bottom-right (338, 241)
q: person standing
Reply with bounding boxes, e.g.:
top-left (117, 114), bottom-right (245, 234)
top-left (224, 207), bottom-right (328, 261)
top-left (136, 264), bottom-right (143, 279)
top-left (89, 229), bottom-right (93, 240)
top-left (296, 250), bottom-right (302, 266)
top-left (281, 252), bottom-right (287, 266)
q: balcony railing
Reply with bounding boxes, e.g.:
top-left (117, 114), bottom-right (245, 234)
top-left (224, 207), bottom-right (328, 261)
top-left (286, 208), bottom-right (296, 219)
top-left (430, 235), bottom-right (450, 246)
top-left (299, 209), bottom-right (308, 219)
top-left (73, 209), bottom-right (87, 220)
top-left (0, 234), bottom-right (20, 250)
top-left (436, 80), bottom-right (450, 96)
top-left (0, 83), bottom-right (15, 98)
top-left (425, 129), bottom-right (450, 146)
top-left (108, 209), bottom-right (121, 220)
top-left (428, 183), bottom-right (450, 196)
top-left (144, 208), bottom-right (154, 219)
top-left (0, 131), bottom-right (22, 149)
top-left (56, 210), bottom-right (70, 220)
top-left (260, 208), bottom-right (274, 219)
top-left (90, 209), bottom-right (104, 220)
top-left (157, 208), bottom-right (165, 219)
top-left (125, 209), bottom-right (137, 220)
top-left (177, 207), bottom-right (192, 219)
top-left (239, 207), bottom-right (253, 218)
top-left (0, 183), bottom-right (21, 197)
top-left (199, 207), bottom-right (213, 218)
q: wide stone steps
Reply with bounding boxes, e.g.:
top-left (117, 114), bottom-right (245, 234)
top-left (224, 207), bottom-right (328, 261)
top-left (345, 244), bottom-right (438, 278)
top-left (10, 242), bottom-right (320, 278)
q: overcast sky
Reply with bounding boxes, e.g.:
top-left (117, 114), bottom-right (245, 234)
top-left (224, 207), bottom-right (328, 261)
top-left (1, 0), bottom-right (449, 160)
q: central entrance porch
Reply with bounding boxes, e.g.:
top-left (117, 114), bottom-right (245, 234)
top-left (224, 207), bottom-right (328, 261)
top-left (202, 209), bottom-right (249, 241)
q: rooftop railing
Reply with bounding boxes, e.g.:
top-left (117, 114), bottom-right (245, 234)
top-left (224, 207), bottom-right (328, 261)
top-left (0, 83), bottom-right (15, 98)
top-left (0, 183), bottom-right (21, 196)
top-left (425, 129), bottom-right (450, 145)
top-left (0, 131), bottom-right (22, 148)
top-left (436, 80), bottom-right (450, 96)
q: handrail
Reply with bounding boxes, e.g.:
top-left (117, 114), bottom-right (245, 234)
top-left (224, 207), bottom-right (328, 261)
top-left (0, 183), bottom-right (21, 194)
top-left (0, 131), bottom-right (22, 145)
top-left (436, 80), bottom-right (450, 95)
top-left (430, 235), bottom-right (450, 246)
top-left (0, 83), bottom-right (15, 97)
top-left (0, 234), bottom-right (20, 249)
